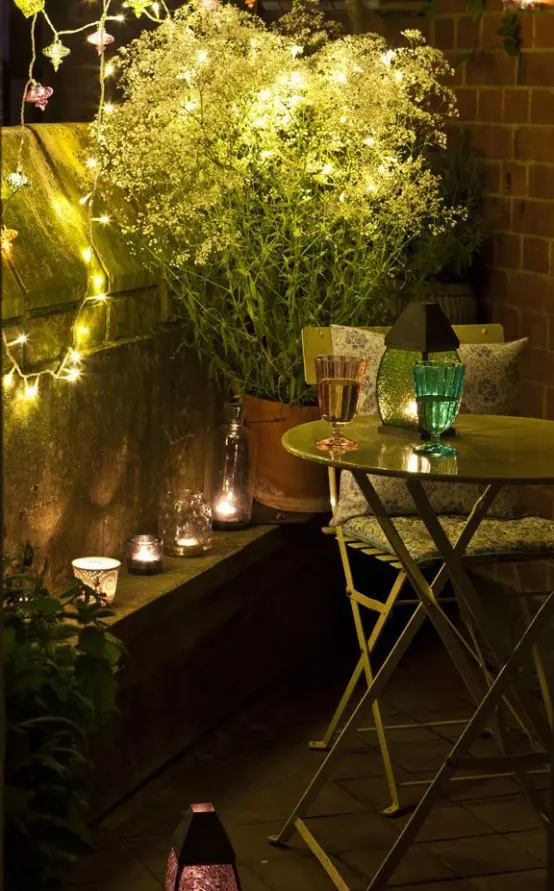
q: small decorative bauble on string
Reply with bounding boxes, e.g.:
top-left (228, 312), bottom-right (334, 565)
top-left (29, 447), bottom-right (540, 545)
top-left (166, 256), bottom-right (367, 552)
top-left (24, 81), bottom-right (54, 111)
top-left (1, 227), bottom-right (18, 259)
top-left (87, 28), bottom-right (115, 54)
top-left (124, 0), bottom-right (150, 16)
top-left (43, 38), bottom-right (71, 72)
top-left (14, 0), bottom-right (44, 17)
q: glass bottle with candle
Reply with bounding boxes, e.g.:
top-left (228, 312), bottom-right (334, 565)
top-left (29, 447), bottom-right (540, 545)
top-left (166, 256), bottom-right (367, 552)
top-left (204, 403), bottom-right (256, 530)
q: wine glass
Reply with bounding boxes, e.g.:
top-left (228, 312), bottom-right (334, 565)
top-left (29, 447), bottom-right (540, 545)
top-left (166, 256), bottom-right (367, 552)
top-left (315, 355), bottom-right (367, 452)
top-left (413, 361), bottom-right (465, 457)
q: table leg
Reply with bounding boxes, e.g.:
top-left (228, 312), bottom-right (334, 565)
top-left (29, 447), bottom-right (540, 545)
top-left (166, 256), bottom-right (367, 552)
top-left (269, 479), bottom-right (499, 849)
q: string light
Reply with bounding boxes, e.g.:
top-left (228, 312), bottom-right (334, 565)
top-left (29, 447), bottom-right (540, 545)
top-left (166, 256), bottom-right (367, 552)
top-left (87, 28), bottom-right (115, 54)
top-left (3, 0), bottom-right (172, 399)
top-left (1, 227), bottom-right (18, 257)
top-left (42, 37), bottom-right (70, 71)
top-left (24, 81), bottom-right (53, 111)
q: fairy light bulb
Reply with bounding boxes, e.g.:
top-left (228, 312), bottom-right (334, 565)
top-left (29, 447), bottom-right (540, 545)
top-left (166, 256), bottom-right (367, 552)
top-left (86, 157), bottom-right (98, 169)
top-left (8, 333), bottom-right (28, 347)
top-left (3, 370), bottom-right (15, 390)
top-left (104, 103), bottom-right (115, 114)
top-left (69, 349), bottom-right (81, 363)
top-left (87, 29), bottom-right (115, 54)
top-left (43, 38), bottom-right (71, 72)
top-left (65, 366), bottom-right (81, 382)
top-left (152, 1), bottom-right (160, 14)
top-left (96, 215), bottom-right (111, 225)
top-left (93, 274), bottom-right (105, 290)
top-left (82, 247), bottom-right (93, 264)
top-left (104, 62), bottom-right (115, 77)
top-left (24, 378), bottom-right (39, 400)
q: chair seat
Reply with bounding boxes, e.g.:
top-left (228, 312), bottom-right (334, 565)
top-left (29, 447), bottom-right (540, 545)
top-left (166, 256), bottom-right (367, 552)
top-left (342, 515), bottom-right (554, 565)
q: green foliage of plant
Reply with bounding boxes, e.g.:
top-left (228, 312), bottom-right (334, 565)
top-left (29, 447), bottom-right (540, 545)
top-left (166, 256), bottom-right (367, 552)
top-left (408, 132), bottom-right (486, 285)
top-left (99, 1), bottom-right (464, 404)
top-left (3, 561), bottom-right (124, 890)
top-left (497, 11), bottom-right (521, 57)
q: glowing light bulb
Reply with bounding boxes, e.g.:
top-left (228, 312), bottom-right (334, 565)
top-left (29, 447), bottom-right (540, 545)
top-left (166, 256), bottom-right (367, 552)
top-left (104, 103), bottom-right (115, 113)
top-left (24, 378), bottom-right (38, 400)
top-left (76, 325), bottom-right (89, 340)
top-left (82, 247), bottom-right (92, 263)
top-left (114, 13), bottom-right (125, 21)
top-left (9, 333), bottom-right (28, 346)
top-left (86, 157), bottom-right (98, 169)
top-left (80, 193), bottom-right (92, 205)
top-left (93, 275), bottom-right (105, 290)
top-left (104, 62), bottom-right (115, 77)
top-left (152, 1), bottom-right (160, 14)
top-left (96, 215), bottom-right (111, 225)
top-left (3, 370), bottom-right (15, 390)
top-left (95, 292), bottom-right (108, 302)
top-left (65, 366), bottom-right (81, 382)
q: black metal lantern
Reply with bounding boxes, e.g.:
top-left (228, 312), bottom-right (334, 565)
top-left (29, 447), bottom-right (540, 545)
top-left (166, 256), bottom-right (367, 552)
top-left (165, 803), bottom-right (242, 891)
top-left (376, 301), bottom-right (460, 436)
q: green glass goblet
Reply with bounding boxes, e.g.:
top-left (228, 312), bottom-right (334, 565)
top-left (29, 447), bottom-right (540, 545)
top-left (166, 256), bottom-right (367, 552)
top-left (413, 361), bottom-right (465, 457)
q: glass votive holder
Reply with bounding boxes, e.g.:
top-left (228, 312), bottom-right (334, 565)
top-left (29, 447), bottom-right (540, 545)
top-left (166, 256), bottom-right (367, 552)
top-left (126, 534), bottom-right (163, 575)
top-left (72, 556), bottom-right (121, 603)
top-left (159, 490), bottom-right (213, 557)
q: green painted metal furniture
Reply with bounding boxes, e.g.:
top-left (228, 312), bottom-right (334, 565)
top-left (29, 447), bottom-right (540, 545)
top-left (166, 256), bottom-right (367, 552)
top-left (269, 412), bottom-right (554, 890)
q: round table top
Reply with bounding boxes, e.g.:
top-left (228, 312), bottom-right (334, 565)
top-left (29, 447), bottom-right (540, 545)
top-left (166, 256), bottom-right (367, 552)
top-left (282, 414), bottom-right (554, 484)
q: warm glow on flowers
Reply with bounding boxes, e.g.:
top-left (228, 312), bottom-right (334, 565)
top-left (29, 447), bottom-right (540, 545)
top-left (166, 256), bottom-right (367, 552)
top-left (98, 4), bottom-right (460, 403)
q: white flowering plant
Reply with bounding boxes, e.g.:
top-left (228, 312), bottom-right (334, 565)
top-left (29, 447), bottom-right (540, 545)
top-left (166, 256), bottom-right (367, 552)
top-left (99, 1), bottom-right (462, 404)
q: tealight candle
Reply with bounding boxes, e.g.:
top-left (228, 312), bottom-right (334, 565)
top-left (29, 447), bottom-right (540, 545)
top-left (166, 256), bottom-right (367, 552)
top-left (72, 556), bottom-right (121, 603)
top-left (127, 534), bottom-right (163, 575)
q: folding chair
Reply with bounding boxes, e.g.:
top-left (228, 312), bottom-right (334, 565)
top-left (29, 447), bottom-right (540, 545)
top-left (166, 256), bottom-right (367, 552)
top-left (302, 324), bottom-right (554, 816)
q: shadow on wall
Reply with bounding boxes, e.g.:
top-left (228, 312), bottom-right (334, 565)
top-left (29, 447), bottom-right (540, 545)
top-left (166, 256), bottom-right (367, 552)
top-left (3, 332), bottom-right (220, 588)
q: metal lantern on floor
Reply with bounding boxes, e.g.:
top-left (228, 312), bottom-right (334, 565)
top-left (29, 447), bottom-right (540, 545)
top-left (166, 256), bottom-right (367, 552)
top-left (376, 301), bottom-right (460, 436)
top-left (165, 803), bottom-right (242, 891)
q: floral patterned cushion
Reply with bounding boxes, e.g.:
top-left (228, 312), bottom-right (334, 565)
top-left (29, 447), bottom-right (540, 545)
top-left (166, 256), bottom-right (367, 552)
top-left (330, 326), bottom-right (528, 523)
top-left (343, 514), bottom-right (554, 564)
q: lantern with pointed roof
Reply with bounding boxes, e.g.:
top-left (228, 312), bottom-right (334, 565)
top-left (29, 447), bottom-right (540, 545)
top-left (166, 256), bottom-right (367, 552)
top-left (165, 803), bottom-right (242, 891)
top-left (376, 301), bottom-right (460, 436)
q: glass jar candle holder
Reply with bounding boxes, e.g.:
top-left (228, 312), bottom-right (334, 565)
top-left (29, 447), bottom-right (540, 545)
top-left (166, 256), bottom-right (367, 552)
top-left (127, 534), bottom-right (163, 575)
top-left (72, 556), bottom-right (121, 603)
top-left (204, 403), bottom-right (256, 530)
top-left (159, 490), bottom-right (213, 557)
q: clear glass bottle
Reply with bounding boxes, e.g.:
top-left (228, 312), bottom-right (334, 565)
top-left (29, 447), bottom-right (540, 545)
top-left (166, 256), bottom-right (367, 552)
top-left (204, 403), bottom-right (256, 530)
top-left (158, 490), bottom-right (213, 556)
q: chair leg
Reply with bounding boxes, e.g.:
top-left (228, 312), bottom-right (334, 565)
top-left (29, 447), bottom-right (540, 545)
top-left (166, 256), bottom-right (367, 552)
top-left (310, 570), bottom-right (408, 751)
top-left (350, 595), bottom-right (402, 815)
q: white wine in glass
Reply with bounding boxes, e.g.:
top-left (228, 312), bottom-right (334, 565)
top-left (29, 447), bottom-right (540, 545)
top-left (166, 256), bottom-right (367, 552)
top-left (315, 356), bottom-right (367, 452)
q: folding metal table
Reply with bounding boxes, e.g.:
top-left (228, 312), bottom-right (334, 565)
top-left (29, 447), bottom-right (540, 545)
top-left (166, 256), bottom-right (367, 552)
top-left (269, 414), bottom-right (554, 890)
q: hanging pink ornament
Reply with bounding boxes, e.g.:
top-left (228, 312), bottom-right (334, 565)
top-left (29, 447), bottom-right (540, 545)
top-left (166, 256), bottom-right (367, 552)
top-left (24, 81), bottom-right (54, 111)
top-left (87, 28), bottom-right (115, 54)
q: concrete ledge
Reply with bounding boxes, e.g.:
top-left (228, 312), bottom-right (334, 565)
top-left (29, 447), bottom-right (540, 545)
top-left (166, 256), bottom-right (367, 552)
top-left (90, 521), bottom-right (341, 818)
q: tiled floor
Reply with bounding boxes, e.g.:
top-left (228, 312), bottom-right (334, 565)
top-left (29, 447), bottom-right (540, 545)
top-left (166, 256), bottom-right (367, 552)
top-left (64, 629), bottom-right (549, 890)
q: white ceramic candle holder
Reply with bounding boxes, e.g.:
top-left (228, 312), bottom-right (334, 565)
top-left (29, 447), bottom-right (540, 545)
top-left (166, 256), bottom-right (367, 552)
top-left (72, 556), bottom-right (121, 603)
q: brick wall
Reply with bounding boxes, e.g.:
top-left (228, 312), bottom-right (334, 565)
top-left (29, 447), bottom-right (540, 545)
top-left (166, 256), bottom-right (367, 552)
top-left (426, 3), bottom-right (554, 588)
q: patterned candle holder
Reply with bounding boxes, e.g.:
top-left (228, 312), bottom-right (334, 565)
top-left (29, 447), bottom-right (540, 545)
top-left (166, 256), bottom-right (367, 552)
top-left (72, 556), bottom-right (121, 603)
top-left (159, 490), bottom-right (213, 557)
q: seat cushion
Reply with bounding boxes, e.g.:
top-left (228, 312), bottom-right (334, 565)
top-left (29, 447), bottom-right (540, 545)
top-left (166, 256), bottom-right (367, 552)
top-left (330, 325), bottom-right (528, 524)
top-left (343, 515), bottom-right (554, 565)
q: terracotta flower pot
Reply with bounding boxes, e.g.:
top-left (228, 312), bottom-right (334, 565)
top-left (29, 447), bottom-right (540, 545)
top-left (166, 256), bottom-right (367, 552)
top-left (243, 395), bottom-right (330, 513)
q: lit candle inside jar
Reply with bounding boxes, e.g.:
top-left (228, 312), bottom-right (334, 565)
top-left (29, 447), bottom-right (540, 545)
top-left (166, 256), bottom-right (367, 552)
top-left (127, 535), bottom-right (163, 575)
top-left (214, 497), bottom-right (237, 518)
top-left (176, 536), bottom-right (199, 548)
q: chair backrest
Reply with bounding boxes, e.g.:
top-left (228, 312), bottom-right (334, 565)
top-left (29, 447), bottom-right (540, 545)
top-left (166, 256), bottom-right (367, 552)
top-left (302, 323), bottom-right (505, 385)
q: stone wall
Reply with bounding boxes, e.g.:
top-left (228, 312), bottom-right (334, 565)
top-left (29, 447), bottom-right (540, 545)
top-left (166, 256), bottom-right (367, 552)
top-left (2, 123), bottom-right (221, 586)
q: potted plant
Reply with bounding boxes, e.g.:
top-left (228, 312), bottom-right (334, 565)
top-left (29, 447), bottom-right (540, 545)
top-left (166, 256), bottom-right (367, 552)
top-left (3, 559), bottom-right (124, 889)
top-left (405, 133), bottom-right (486, 324)
top-left (98, 0), bottom-right (464, 511)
